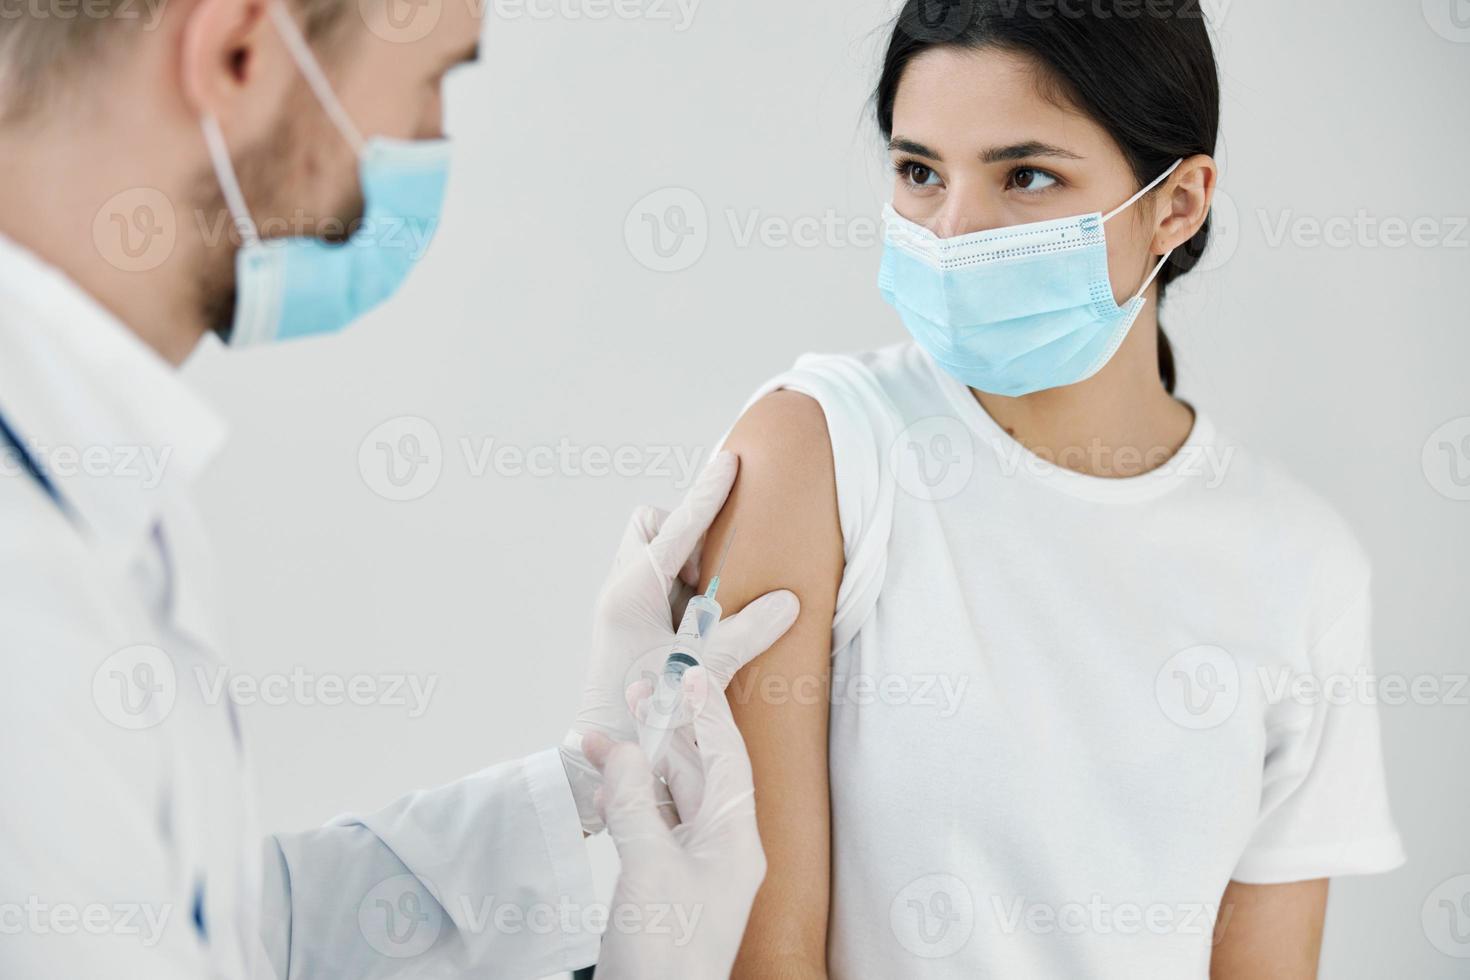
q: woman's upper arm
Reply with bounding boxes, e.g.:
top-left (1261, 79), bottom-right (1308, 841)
top-left (1211, 879), bottom-right (1328, 979)
top-left (703, 390), bottom-right (844, 978)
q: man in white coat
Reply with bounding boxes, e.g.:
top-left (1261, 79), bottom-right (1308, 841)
top-left (0, 0), bottom-right (800, 975)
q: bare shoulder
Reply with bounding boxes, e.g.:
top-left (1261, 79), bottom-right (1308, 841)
top-left (715, 389), bottom-right (841, 582)
top-left (726, 389), bottom-right (832, 471)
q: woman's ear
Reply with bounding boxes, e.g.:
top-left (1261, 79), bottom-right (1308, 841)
top-left (179, 0), bottom-right (292, 140)
top-left (1153, 154), bottom-right (1217, 254)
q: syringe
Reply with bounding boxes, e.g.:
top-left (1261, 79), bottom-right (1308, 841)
top-left (638, 529), bottom-right (737, 767)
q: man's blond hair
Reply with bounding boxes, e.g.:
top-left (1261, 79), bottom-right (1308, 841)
top-left (0, 0), bottom-right (354, 124)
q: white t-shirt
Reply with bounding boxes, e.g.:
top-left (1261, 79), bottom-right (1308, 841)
top-left (742, 342), bottom-right (1403, 979)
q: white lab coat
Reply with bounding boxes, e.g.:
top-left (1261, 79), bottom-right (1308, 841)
top-left (0, 232), bottom-right (599, 979)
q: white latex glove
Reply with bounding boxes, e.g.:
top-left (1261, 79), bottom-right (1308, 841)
top-left (583, 662), bottom-right (768, 980)
top-left (560, 451), bottom-right (799, 833)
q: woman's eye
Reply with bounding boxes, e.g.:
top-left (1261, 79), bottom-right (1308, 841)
top-left (1010, 167), bottom-right (1059, 193)
top-left (900, 162), bottom-right (943, 188)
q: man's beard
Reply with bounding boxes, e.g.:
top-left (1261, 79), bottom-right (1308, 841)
top-left (194, 103), bottom-right (367, 344)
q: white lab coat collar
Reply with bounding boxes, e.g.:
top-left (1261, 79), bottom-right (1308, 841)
top-left (0, 230), bottom-right (228, 553)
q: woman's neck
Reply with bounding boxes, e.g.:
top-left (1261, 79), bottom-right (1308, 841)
top-left (973, 306), bottom-right (1195, 479)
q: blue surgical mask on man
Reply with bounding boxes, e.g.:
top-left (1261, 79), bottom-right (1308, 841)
top-left (879, 159), bottom-right (1183, 397)
top-left (200, 3), bottom-right (452, 347)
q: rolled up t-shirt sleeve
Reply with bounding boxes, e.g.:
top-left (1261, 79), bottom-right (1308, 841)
top-left (1232, 582), bottom-right (1406, 884)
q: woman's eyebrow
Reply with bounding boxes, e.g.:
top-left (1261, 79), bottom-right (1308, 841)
top-left (888, 137), bottom-right (941, 160)
top-left (981, 141), bottom-right (1084, 163)
top-left (887, 138), bottom-right (1084, 164)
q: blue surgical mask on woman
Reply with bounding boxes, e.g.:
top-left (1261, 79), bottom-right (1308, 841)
top-left (201, 3), bottom-right (452, 347)
top-left (879, 159), bottom-right (1183, 397)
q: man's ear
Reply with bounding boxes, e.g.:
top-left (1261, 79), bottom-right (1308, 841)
top-left (179, 0), bottom-right (292, 140)
top-left (1154, 154), bottom-right (1218, 255)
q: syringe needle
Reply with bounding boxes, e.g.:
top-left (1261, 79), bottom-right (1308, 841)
top-left (706, 526), bottom-right (738, 600)
top-left (713, 527), bottom-right (738, 577)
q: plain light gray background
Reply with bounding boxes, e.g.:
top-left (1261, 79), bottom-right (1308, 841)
top-left (183, 0), bottom-right (1469, 974)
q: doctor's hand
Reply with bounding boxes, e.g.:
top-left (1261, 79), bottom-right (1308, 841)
top-left (560, 451), bottom-right (799, 834)
top-left (582, 665), bottom-right (767, 980)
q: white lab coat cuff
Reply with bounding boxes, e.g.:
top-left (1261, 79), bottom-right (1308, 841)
top-left (523, 748), bottom-right (602, 962)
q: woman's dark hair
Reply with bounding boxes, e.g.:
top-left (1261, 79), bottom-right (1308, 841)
top-left (874, 0), bottom-right (1219, 394)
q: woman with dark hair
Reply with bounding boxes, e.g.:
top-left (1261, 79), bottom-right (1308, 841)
top-left (699, 1), bottom-right (1403, 976)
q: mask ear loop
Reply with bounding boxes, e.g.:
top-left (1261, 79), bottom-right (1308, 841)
top-left (1131, 247), bottom-right (1174, 306)
top-left (201, 115), bottom-right (261, 248)
top-left (1102, 157), bottom-right (1184, 224)
top-left (1100, 158), bottom-right (1185, 306)
top-left (266, 2), bottom-right (366, 155)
